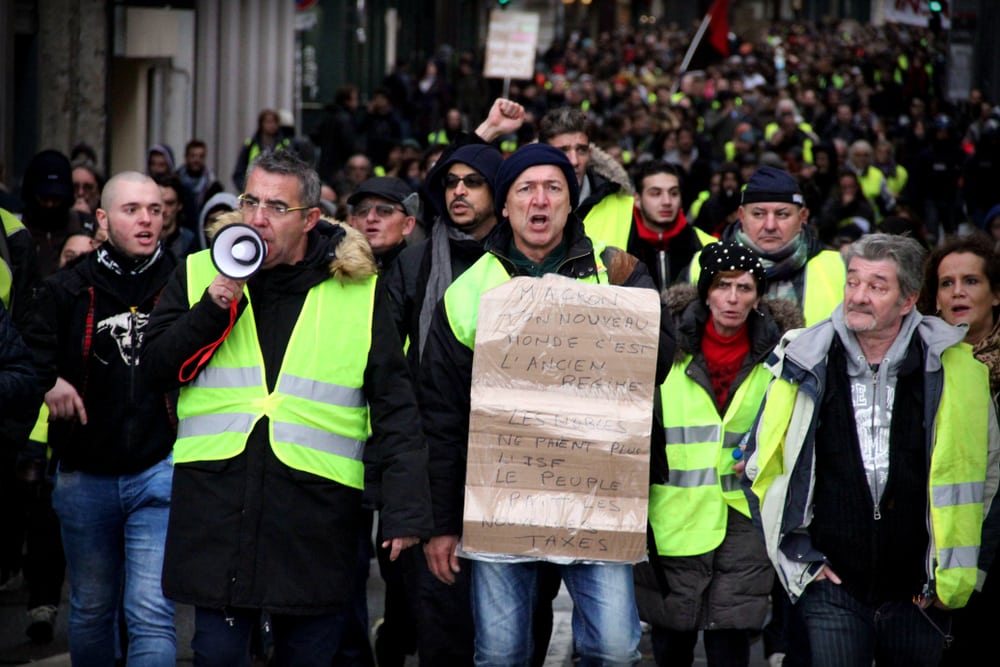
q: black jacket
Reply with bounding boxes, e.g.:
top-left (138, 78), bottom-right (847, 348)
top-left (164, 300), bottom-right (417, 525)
top-left (0, 300), bottom-right (38, 423)
top-left (143, 221), bottom-right (431, 614)
top-left (21, 245), bottom-right (177, 474)
top-left (625, 213), bottom-right (708, 292)
top-left (419, 215), bottom-right (676, 537)
top-left (384, 234), bottom-right (486, 385)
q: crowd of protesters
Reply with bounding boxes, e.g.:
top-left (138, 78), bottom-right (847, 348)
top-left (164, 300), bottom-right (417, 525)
top-left (2, 14), bottom-right (1000, 667)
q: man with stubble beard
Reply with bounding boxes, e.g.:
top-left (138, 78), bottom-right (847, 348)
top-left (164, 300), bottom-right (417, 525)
top-left (381, 97), bottom-right (524, 667)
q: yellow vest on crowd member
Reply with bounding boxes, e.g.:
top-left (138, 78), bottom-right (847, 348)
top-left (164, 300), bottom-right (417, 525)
top-left (750, 343), bottom-right (988, 609)
top-left (885, 164), bottom-right (908, 197)
top-left (650, 360), bottom-right (771, 556)
top-left (427, 130), bottom-right (448, 147)
top-left (0, 208), bottom-right (26, 309)
top-left (444, 243), bottom-right (610, 350)
top-left (856, 167), bottom-right (887, 215)
top-left (688, 190), bottom-right (711, 222)
top-left (580, 192), bottom-right (635, 251)
top-left (246, 136), bottom-right (291, 167)
top-left (690, 248), bottom-right (844, 326)
top-left (174, 251), bottom-right (375, 489)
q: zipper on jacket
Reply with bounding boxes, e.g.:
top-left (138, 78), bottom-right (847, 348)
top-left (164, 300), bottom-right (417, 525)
top-left (129, 306), bottom-right (138, 405)
top-left (657, 249), bottom-right (670, 296)
top-left (870, 366), bottom-right (881, 521)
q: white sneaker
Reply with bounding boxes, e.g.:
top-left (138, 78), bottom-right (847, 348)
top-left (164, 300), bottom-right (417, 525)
top-left (767, 652), bottom-right (786, 667)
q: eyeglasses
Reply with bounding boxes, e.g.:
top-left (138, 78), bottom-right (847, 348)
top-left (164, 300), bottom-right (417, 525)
top-left (350, 203), bottom-right (406, 218)
top-left (238, 194), bottom-right (313, 217)
top-left (444, 173), bottom-right (487, 189)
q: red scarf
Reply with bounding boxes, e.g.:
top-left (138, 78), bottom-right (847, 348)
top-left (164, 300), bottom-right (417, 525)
top-left (701, 317), bottom-right (750, 410)
top-left (633, 206), bottom-right (687, 251)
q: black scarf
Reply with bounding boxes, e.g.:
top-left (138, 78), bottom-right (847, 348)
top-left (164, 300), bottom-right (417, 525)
top-left (95, 242), bottom-right (164, 276)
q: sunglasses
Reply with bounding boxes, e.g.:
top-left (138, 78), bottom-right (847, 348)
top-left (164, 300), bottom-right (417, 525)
top-left (444, 173), bottom-right (487, 189)
top-left (350, 203), bottom-right (406, 218)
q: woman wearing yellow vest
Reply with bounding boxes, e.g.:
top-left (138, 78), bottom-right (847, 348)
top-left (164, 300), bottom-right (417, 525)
top-left (635, 241), bottom-right (803, 667)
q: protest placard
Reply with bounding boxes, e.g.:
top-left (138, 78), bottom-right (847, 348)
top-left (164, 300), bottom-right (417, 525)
top-left (461, 274), bottom-right (660, 562)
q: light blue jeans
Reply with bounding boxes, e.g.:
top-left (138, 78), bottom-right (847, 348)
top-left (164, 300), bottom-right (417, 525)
top-left (470, 559), bottom-right (641, 667)
top-left (53, 456), bottom-right (176, 666)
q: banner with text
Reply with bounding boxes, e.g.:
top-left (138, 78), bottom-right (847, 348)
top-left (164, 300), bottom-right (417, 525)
top-left (461, 274), bottom-right (660, 563)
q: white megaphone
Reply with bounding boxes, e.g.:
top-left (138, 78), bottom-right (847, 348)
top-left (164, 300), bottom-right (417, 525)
top-left (211, 223), bottom-right (266, 280)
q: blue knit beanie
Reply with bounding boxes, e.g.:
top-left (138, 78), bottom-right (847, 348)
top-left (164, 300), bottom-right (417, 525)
top-left (494, 143), bottom-right (580, 219)
top-left (741, 165), bottom-right (803, 206)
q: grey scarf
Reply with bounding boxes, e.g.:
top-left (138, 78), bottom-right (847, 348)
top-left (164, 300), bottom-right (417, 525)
top-left (418, 221), bottom-right (478, 359)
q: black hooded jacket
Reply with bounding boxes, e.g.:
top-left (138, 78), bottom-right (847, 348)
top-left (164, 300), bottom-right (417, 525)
top-left (21, 244), bottom-right (177, 474)
top-left (384, 138), bottom-right (503, 384)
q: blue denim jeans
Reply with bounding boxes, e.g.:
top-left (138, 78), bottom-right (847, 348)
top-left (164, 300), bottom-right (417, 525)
top-left (52, 456), bottom-right (175, 666)
top-left (798, 579), bottom-right (951, 667)
top-left (470, 560), bottom-right (641, 667)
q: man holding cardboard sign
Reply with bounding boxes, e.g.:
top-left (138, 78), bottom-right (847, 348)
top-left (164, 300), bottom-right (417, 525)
top-left (420, 143), bottom-right (675, 666)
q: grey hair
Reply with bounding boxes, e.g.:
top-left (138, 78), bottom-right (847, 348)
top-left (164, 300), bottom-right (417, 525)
top-left (844, 233), bottom-right (927, 297)
top-left (247, 150), bottom-right (321, 210)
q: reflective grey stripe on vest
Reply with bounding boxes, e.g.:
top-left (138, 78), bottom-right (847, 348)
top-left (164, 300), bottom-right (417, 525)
top-left (278, 374), bottom-right (365, 408)
top-left (723, 431), bottom-right (747, 448)
top-left (932, 480), bottom-right (984, 508)
top-left (191, 366), bottom-right (263, 389)
top-left (938, 544), bottom-right (979, 570)
top-left (273, 421), bottom-right (365, 461)
top-left (664, 424), bottom-right (721, 444)
top-left (178, 412), bottom-right (258, 438)
top-left (720, 472), bottom-right (742, 493)
top-left (667, 467), bottom-right (718, 488)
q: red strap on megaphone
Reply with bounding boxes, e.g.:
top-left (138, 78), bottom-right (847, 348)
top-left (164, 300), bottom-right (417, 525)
top-left (178, 299), bottom-right (239, 383)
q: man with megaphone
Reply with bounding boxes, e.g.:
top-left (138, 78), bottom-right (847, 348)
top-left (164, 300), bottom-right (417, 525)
top-left (143, 150), bottom-right (432, 664)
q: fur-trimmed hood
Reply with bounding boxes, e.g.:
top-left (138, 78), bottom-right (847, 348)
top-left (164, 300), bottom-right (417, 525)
top-left (206, 212), bottom-right (377, 281)
top-left (588, 144), bottom-right (633, 195)
top-left (664, 283), bottom-right (805, 362)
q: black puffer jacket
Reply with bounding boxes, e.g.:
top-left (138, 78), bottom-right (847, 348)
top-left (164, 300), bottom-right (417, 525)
top-left (143, 220), bottom-right (431, 614)
top-left (419, 215), bottom-right (676, 537)
top-left (21, 244), bottom-right (177, 474)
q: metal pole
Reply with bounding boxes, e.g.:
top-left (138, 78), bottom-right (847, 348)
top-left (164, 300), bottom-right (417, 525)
top-left (671, 11), bottom-right (713, 96)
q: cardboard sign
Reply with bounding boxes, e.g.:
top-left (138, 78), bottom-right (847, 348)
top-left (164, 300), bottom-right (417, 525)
top-left (461, 274), bottom-right (661, 563)
top-left (483, 10), bottom-right (540, 81)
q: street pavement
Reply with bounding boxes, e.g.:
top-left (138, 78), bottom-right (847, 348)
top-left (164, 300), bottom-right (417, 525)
top-left (0, 559), bottom-right (769, 666)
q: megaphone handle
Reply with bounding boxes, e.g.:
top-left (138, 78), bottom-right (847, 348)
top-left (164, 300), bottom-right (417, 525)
top-left (178, 299), bottom-right (239, 383)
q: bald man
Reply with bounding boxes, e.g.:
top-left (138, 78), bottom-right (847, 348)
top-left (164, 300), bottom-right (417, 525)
top-left (20, 171), bottom-right (178, 664)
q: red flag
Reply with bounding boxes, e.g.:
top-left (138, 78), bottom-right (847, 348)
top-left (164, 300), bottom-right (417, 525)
top-left (707, 0), bottom-right (730, 57)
